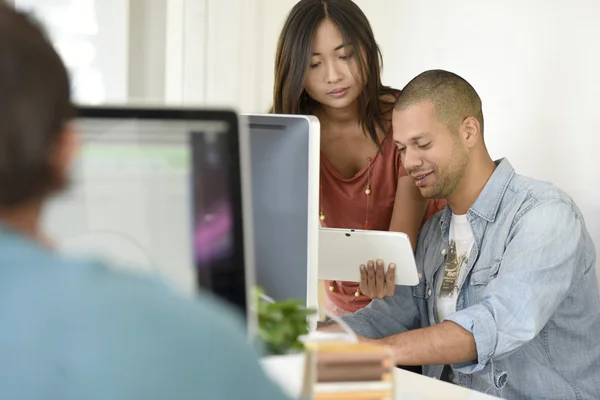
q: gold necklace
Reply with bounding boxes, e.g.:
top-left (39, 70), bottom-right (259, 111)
top-left (320, 156), bottom-right (374, 297)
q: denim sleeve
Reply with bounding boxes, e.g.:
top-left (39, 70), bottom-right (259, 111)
top-left (445, 200), bottom-right (589, 374)
top-left (340, 285), bottom-right (421, 339)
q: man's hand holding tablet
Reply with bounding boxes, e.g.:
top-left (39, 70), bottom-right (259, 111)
top-left (358, 259), bottom-right (396, 299)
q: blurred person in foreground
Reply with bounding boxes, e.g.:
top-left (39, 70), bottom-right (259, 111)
top-left (0, 5), bottom-right (289, 400)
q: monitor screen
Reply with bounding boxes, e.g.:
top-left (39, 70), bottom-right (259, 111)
top-left (41, 108), bottom-right (248, 315)
top-left (190, 129), bottom-right (247, 313)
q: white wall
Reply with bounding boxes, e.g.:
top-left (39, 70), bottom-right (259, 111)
top-left (14, 0), bottom-right (129, 104)
top-left (12, 0), bottom-right (197, 106)
top-left (128, 0), bottom-right (167, 103)
top-left (239, 0), bottom-right (600, 286)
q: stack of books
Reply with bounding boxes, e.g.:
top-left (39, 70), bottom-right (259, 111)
top-left (300, 341), bottom-right (394, 400)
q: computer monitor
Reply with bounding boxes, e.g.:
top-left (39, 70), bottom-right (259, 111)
top-left (243, 114), bottom-right (320, 311)
top-left (41, 107), bottom-right (255, 327)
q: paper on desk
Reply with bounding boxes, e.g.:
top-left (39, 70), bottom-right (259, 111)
top-left (298, 330), bottom-right (358, 344)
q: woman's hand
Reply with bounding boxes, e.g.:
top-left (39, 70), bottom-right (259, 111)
top-left (359, 259), bottom-right (396, 299)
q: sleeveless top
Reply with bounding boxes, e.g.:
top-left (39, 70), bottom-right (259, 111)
top-left (320, 130), bottom-right (446, 314)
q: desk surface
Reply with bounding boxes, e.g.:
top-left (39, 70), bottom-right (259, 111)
top-left (261, 354), bottom-right (500, 400)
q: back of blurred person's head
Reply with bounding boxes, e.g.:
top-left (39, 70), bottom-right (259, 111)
top-left (0, 4), bottom-right (74, 210)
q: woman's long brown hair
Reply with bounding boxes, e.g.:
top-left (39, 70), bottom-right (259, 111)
top-left (271, 0), bottom-right (397, 151)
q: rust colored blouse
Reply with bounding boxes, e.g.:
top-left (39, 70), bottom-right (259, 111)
top-left (320, 131), bottom-right (446, 314)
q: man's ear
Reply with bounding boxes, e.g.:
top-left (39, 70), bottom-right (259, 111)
top-left (49, 124), bottom-right (79, 189)
top-left (461, 116), bottom-right (481, 149)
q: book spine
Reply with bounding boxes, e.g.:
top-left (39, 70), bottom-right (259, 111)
top-left (316, 366), bottom-right (391, 382)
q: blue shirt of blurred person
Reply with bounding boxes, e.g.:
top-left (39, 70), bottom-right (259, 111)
top-left (0, 225), bottom-right (290, 400)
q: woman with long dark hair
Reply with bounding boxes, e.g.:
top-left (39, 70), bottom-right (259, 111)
top-left (272, 0), bottom-right (445, 316)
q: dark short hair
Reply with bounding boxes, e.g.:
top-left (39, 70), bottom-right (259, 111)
top-left (271, 0), bottom-right (397, 150)
top-left (0, 4), bottom-right (73, 207)
top-left (394, 69), bottom-right (484, 135)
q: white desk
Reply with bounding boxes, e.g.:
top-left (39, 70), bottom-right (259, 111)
top-left (261, 354), bottom-right (500, 400)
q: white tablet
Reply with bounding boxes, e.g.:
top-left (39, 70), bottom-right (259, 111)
top-left (318, 228), bottom-right (419, 286)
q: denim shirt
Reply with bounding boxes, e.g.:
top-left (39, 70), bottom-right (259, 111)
top-left (342, 159), bottom-right (600, 399)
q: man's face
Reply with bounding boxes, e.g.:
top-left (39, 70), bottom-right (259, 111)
top-left (392, 101), bottom-right (468, 199)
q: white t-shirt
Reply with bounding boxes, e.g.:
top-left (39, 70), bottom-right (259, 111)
top-left (436, 213), bottom-right (475, 322)
top-left (436, 213), bottom-right (475, 384)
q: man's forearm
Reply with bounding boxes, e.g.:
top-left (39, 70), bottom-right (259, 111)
top-left (380, 321), bottom-right (478, 366)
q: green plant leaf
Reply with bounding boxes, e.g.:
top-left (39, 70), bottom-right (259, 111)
top-left (252, 285), bottom-right (316, 355)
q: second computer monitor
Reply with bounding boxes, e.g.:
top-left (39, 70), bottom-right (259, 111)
top-left (244, 114), bottom-right (320, 308)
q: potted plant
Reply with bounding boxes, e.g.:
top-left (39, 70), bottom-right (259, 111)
top-left (252, 286), bottom-right (316, 355)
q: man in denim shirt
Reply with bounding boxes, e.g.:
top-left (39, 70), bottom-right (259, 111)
top-left (322, 70), bottom-right (600, 399)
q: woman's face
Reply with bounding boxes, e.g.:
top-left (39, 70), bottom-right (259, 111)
top-left (304, 19), bottom-right (363, 111)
